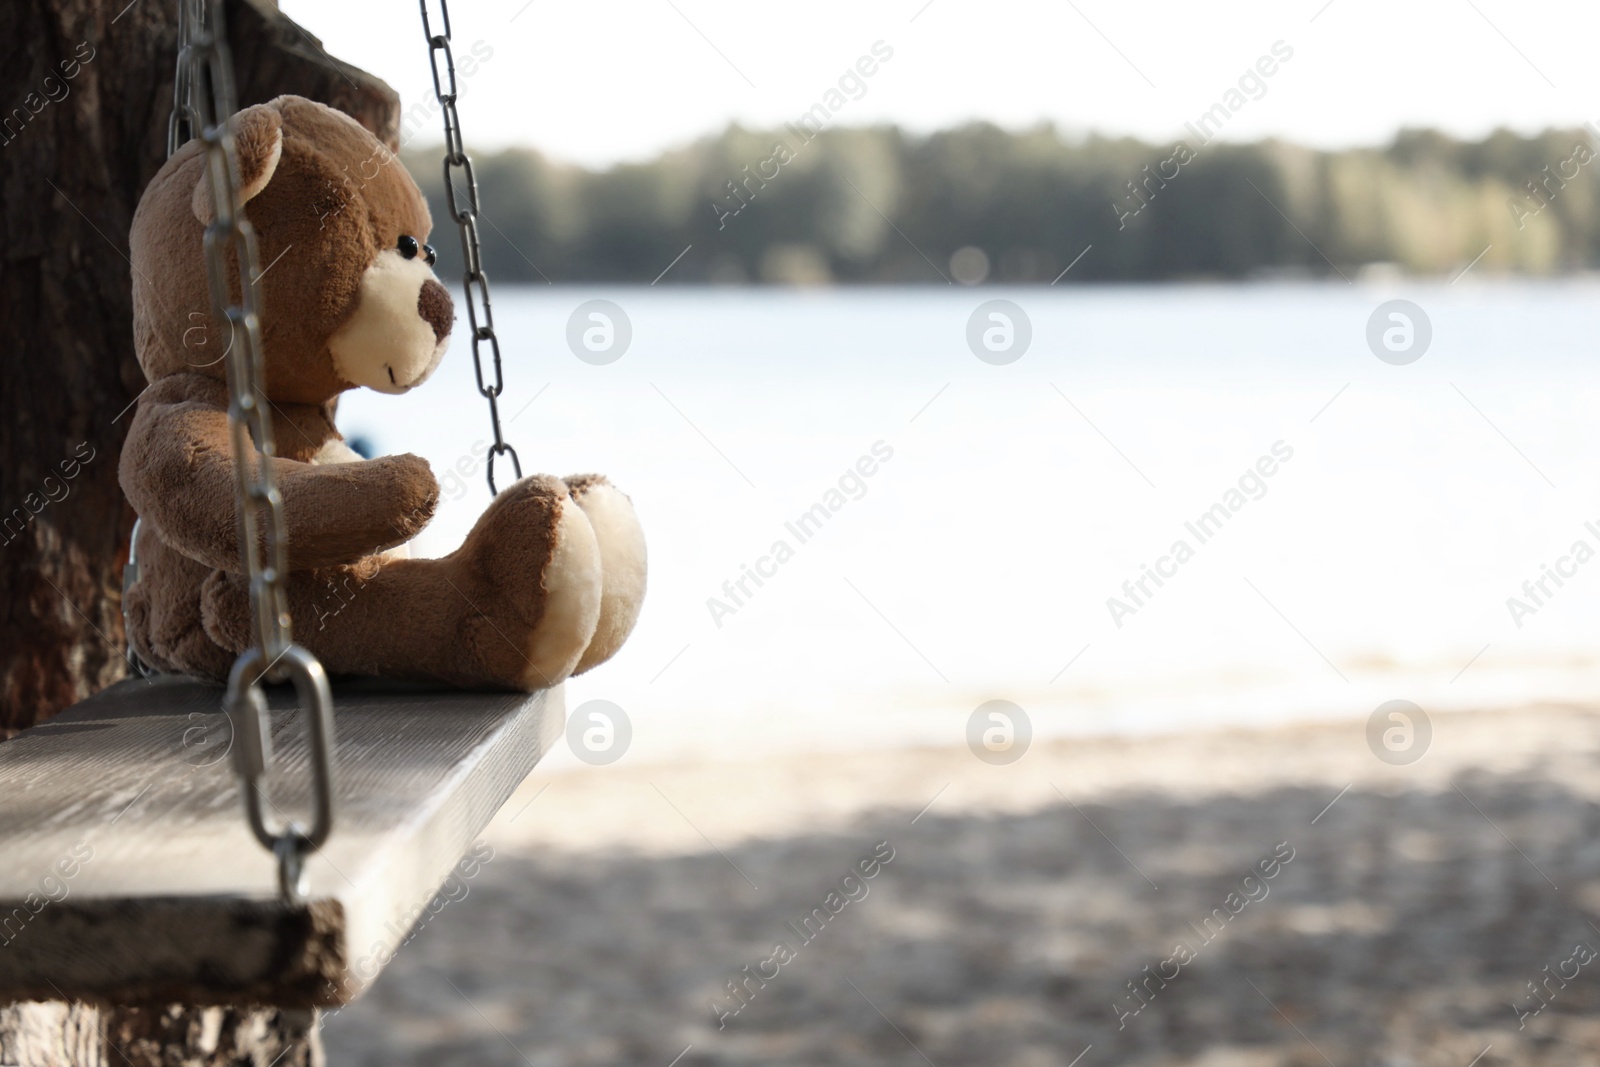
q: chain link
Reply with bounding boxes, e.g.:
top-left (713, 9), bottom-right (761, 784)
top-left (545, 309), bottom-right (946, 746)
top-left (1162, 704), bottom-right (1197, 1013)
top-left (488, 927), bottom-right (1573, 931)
top-left (187, 0), bottom-right (336, 902)
top-left (165, 0), bottom-right (202, 156)
top-left (420, 0), bottom-right (521, 495)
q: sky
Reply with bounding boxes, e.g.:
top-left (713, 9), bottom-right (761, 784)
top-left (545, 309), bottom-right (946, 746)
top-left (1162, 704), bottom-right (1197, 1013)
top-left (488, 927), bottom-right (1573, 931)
top-left (277, 0), bottom-right (1600, 168)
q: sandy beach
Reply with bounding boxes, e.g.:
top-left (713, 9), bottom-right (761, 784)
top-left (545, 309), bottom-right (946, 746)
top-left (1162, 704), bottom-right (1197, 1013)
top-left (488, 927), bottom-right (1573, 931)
top-left (321, 704), bottom-right (1600, 1065)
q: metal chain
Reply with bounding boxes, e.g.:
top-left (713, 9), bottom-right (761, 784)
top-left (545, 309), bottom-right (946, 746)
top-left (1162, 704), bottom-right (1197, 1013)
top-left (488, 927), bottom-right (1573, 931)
top-left (166, 0), bottom-right (201, 156)
top-left (187, 0), bottom-right (336, 902)
top-left (125, 0), bottom-right (208, 676)
top-left (419, 0), bottom-right (521, 496)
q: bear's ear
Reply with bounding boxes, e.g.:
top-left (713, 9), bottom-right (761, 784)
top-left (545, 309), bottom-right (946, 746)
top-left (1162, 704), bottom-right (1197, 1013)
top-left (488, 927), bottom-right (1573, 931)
top-left (191, 104), bottom-right (284, 226)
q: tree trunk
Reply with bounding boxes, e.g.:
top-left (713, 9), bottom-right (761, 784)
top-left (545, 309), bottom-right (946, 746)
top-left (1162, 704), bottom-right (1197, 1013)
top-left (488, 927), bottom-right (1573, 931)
top-left (1, 1002), bottom-right (323, 1067)
top-left (108, 1004), bottom-right (324, 1067)
top-left (0, 1003), bottom-right (104, 1067)
top-left (0, 1), bottom-right (400, 1062)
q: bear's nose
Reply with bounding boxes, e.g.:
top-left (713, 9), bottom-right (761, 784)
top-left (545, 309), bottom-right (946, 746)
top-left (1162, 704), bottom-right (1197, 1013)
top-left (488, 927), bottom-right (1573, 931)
top-left (418, 279), bottom-right (454, 345)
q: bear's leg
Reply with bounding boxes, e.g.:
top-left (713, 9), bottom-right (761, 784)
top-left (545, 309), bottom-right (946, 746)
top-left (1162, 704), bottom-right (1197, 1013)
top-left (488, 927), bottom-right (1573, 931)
top-left (201, 475), bottom-right (604, 690)
top-left (128, 531), bottom-right (236, 680)
top-left (563, 475), bottom-right (647, 675)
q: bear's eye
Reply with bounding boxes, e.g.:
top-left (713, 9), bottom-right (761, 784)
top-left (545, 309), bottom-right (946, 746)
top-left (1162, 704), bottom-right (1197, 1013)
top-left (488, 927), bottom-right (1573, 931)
top-left (397, 235), bottom-right (420, 260)
top-left (422, 243), bottom-right (437, 266)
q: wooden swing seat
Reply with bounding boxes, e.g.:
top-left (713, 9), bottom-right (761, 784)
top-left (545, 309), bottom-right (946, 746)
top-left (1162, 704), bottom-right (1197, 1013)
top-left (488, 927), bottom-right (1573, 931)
top-left (0, 673), bottom-right (561, 1008)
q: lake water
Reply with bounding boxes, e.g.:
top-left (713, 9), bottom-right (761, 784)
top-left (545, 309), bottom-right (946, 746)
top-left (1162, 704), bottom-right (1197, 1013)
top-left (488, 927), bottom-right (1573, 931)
top-left (338, 280), bottom-right (1600, 766)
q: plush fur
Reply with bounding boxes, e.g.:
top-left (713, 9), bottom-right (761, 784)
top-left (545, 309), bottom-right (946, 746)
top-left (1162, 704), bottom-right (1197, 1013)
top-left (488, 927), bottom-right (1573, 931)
top-left (120, 96), bottom-right (646, 689)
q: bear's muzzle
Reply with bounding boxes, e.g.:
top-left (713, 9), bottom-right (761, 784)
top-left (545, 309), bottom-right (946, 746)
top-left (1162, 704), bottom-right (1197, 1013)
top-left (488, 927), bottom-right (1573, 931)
top-left (418, 279), bottom-right (454, 345)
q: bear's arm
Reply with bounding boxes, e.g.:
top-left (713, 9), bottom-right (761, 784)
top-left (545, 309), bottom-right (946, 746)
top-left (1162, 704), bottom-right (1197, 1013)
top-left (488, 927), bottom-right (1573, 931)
top-left (120, 378), bottom-right (439, 572)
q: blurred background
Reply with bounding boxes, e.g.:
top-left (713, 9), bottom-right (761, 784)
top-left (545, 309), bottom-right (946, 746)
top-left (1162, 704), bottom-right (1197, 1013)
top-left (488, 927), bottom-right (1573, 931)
top-left (282, 1), bottom-right (1600, 1063)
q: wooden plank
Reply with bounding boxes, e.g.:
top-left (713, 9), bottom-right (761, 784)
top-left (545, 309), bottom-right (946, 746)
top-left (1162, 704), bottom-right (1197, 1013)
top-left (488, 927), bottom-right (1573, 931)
top-left (0, 673), bottom-right (563, 1008)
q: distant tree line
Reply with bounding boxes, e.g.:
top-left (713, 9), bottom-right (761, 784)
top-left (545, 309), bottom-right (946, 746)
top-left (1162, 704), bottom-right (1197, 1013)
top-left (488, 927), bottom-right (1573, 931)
top-left (403, 122), bottom-right (1600, 284)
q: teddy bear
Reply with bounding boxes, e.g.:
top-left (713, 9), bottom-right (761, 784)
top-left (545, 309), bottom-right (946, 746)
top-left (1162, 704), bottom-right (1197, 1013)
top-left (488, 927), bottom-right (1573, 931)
top-left (119, 95), bottom-right (645, 690)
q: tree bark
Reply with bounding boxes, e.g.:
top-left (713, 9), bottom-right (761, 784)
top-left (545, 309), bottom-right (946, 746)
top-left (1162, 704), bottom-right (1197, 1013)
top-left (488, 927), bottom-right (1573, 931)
top-left (107, 1004), bottom-right (324, 1067)
top-left (0, 0), bottom-right (399, 738)
top-left (0, 1003), bottom-right (105, 1067)
top-left (0, 1002), bottom-right (325, 1067)
top-left (1, 1), bottom-right (400, 1062)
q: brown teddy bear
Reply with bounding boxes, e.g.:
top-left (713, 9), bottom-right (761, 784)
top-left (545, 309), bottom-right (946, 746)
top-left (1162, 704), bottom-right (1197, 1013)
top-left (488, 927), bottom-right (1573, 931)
top-left (120, 95), bottom-right (645, 690)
